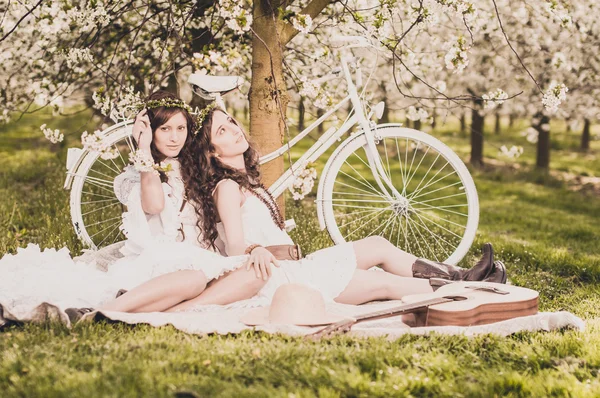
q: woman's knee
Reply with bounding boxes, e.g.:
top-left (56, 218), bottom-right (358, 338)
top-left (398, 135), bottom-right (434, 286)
top-left (178, 270), bottom-right (208, 298)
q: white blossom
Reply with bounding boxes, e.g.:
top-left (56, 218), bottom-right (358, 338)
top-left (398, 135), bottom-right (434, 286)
top-left (444, 36), bottom-right (470, 73)
top-left (521, 127), bottom-right (538, 143)
top-left (40, 124), bottom-right (63, 144)
top-left (289, 165), bottom-right (318, 200)
top-left (129, 149), bottom-right (157, 175)
top-left (542, 82), bottom-right (568, 114)
top-left (482, 88), bottom-right (508, 110)
top-left (499, 145), bottom-right (523, 159)
top-left (407, 106), bottom-right (430, 122)
top-left (291, 14), bottom-right (313, 34)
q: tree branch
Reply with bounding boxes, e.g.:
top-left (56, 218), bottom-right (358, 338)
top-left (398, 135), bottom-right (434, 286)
top-left (280, 0), bottom-right (332, 44)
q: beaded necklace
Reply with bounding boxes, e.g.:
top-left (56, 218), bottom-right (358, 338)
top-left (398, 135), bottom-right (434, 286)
top-left (248, 183), bottom-right (285, 230)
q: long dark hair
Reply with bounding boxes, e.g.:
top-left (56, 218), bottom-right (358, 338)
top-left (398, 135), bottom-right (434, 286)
top-left (132, 90), bottom-right (196, 181)
top-left (179, 108), bottom-right (272, 248)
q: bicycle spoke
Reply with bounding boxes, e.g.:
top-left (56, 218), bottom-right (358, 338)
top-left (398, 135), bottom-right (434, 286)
top-left (81, 198), bottom-right (120, 205)
top-left (414, 191), bottom-right (467, 204)
top-left (82, 201), bottom-right (122, 216)
top-left (327, 198), bottom-right (391, 203)
top-left (412, 212), bottom-right (463, 239)
top-left (339, 169), bottom-right (381, 197)
top-left (95, 221), bottom-right (123, 247)
top-left (344, 153), bottom-right (383, 194)
top-left (409, 170), bottom-right (460, 201)
top-left (406, 212), bottom-right (436, 260)
top-left (335, 180), bottom-right (386, 198)
top-left (89, 219), bottom-right (122, 239)
top-left (343, 207), bottom-right (390, 240)
top-left (410, 212), bottom-right (453, 261)
top-left (410, 178), bottom-right (462, 202)
top-left (82, 191), bottom-right (118, 200)
top-left (332, 203), bottom-right (389, 210)
top-left (414, 209), bottom-right (467, 230)
top-left (332, 191), bottom-right (386, 199)
top-left (404, 145), bottom-right (431, 192)
top-left (409, 152), bottom-right (440, 198)
top-left (86, 215), bottom-right (123, 228)
top-left (395, 137), bottom-right (407, 195)
top-left (403, 141), bottom-right (421, 192)
top-left (336, 208), bottom-right (387, 230)
top-left (412, 202), bottom-right (468, 218)
top-left (408, 160), bottom-right (449, 201)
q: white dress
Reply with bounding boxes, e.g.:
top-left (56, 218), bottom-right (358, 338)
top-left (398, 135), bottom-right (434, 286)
top-left (0, 159), bottom-right (245, 324)
top-left (216, 192), bottom-right (357, 304)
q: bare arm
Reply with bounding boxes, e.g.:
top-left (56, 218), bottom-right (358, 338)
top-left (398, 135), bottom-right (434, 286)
top-left (214, 179), bottom-right (279, 280)
top-left (213, 179), bottom-right (246, 255)
top-left (133, 109), bottom-right (165, 215)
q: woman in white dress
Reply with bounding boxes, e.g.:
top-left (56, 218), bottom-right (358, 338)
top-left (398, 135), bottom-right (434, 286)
top-left (168, 107), bottom-right (506, 311)
top-left (0, 92), bottom-right (264, 324)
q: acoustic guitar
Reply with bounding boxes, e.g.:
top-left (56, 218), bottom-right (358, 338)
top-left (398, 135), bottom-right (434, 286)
top-left (311, 282), bottom-right (539, 338)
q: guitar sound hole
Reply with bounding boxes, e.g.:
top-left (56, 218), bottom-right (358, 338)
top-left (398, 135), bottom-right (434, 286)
top-left (445, 295), bottom-right (467, 301)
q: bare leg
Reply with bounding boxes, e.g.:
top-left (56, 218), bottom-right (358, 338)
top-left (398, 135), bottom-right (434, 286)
top-left (334, 269), bottom-right (432, 305)
top-left (353, 236), bottom-right (416, 276)
top-left (99, 270), bottom-right (207, 313)
top-left (165, 266), bottom-right (267, 312)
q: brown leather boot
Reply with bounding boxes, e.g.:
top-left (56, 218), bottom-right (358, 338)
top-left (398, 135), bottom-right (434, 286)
top-left (429, 260), bottom-right (508, 291)
top-left (412, 243), bottom-right (494, 282)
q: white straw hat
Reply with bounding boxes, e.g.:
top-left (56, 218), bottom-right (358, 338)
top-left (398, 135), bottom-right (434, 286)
top-left (241, 283), bottom-right (347, 326)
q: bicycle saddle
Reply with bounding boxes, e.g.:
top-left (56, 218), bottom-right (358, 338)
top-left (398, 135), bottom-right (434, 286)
top-left (188, 74), bottom-right (243, 99)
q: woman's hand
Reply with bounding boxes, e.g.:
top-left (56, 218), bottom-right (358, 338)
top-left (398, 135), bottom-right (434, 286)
top-left (246, 246), bottom-right (280, 280)
top-left (132, 109), bottom-right (152, 152)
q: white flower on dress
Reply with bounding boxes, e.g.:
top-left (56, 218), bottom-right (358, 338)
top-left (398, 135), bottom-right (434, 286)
top-left (129, 149), bottom-right (157, 175)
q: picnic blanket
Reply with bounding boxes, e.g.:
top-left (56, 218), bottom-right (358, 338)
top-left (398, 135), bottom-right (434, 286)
top-left (0, 299), bottom-right (585, 339)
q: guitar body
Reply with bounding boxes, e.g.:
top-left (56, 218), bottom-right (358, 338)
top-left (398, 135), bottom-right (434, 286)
top-left (401, 282), bottom-right (539, 327)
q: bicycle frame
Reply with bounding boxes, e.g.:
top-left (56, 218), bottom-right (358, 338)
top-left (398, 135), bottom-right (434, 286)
top-left (260, 54), bottom-right (403, 203)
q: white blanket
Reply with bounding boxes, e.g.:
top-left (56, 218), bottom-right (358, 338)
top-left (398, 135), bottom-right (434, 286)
top-left (1, 299), bottom-right (583, 338)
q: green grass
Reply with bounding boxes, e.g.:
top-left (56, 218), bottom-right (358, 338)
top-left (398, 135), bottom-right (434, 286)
top-left (1, 110), bottom-right (600, 397)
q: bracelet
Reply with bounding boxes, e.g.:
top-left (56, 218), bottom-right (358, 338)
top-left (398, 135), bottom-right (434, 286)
top-left (244, 244), bottom-right (262, 255)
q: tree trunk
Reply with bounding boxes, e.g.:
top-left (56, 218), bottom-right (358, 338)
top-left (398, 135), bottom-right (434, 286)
top-left (431, 110), bottom-right (437, 130)
top-left (298, 97), bottom-right (305, 132)
top-left (316, 108), bottom-right (325, 134)
top-left (470, 100), bottom-right (484, 167)
top-left (494, 112), bottom-right (501, 135)
top-left (581, 118), bottom-right (591, 151)
top-left (509, 113), bottom-right (515, 128)
top-left (566, 118), bottom-right (571, 133)
top-left (534, 113), bottom-right (551, 169)
top-left (460, 113), bottom-right (467, 136)
top-left (413, 120), bottom-right (422, 131)
top-left (250, 1), bottom-right (289, 212)
top-left (380, 82), bottom-right (390, 124)
top-left (405, 118), bottom-right (411, 129)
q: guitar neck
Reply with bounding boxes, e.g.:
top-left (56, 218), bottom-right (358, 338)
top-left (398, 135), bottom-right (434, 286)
top-left (354, 296), bottom-right (454, 323)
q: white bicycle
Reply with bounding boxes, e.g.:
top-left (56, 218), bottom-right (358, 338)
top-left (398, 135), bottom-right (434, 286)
top-left (64, 36), bottom-right (479, 265)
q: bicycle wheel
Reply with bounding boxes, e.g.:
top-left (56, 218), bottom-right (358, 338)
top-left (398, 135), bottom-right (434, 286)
top-left (68, 121), bottom-right (135, 249)
top-left (318, 125), bottom-right (479, 265)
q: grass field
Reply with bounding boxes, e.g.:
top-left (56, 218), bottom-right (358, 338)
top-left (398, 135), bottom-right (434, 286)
top-left (1, 110), bottom-right (599, 397)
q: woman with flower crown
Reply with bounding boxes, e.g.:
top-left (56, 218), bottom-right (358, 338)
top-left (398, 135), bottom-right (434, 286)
top-left (0, 91), bottom-right (269, 324)
top-left (165, 106), bottom-right (507, 311)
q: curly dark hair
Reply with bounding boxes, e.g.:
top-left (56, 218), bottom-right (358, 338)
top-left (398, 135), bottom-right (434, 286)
top-left (179, 108), bottom-right (269, 249)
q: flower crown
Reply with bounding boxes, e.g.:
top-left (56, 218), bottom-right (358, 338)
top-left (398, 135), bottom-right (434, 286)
top-left (139, 98), bottom-right (218, 135)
